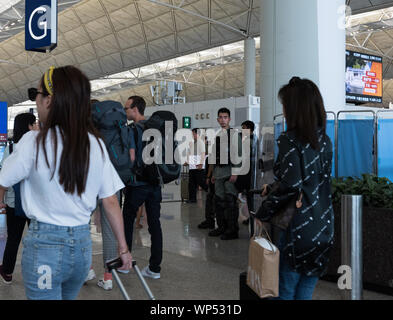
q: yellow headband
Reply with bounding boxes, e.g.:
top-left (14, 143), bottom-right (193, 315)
top-left (44, 66), bottom-right (55, 96)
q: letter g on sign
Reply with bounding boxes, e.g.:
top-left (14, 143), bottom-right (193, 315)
top-left (28, 5), bottom-right (51, 41)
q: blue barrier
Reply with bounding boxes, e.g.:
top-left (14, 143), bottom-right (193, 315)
top-left (338, 119), bottom-right (374, 178)
top-left (377, 119), bottom-right (393, 182)
top-left (273, 117), bottom-right (380, 179)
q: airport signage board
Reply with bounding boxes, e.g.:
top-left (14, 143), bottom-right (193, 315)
top-left (0, 102), bottom-right (7, 145)
top-left (25, 0), bottom-right (58, 53)
top-left (346, 50), bottom-right (383, 104)
top-left (183, 116), bottom-right (191, 129)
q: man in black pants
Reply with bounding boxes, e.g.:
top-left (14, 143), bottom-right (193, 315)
top-left (0, 114), bottom-right (36, 284)
top-left (237, 120), bottom-right (257, 225)
top-left (198, 157), bottom-right (215, 229)
top-left (187, 128), bottom-right (208, 203)
top-left (122, 96), bottom-right (163, 280)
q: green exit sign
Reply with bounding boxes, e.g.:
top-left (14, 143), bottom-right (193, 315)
top-left (183, 116), bottom-right (191, 129)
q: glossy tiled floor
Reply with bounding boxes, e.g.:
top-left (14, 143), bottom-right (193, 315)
top-left (0, 183), bottom-right (392, 300)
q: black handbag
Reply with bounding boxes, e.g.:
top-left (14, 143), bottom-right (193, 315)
top-left (270, 192), bottom-right (303, 230)
top-left (259, 182), bottom-right (303, 230)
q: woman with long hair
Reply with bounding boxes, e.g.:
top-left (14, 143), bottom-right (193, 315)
top-left (0, 65), bottom-right (132, 300)
top-left (0, 113), bottom-right (37, 284)
top-left (256, 77), bottom-right (334, 300)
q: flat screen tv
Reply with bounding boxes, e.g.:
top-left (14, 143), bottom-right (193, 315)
top-left (346, 50), bottom-right (383, 104)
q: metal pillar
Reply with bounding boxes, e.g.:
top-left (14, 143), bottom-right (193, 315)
top-left (244, 37), bottom-right (256, 97)
top-left (341, 195), bottom-right (363, 300)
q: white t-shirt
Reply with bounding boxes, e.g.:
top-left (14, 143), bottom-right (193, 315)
top-left (187, 139), bottom-right (206, 170)
top-left (0, 128), bottom-right (124, 227)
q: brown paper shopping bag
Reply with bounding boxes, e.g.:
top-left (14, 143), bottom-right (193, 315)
top-left (246, 224), bottom-right (280, 298)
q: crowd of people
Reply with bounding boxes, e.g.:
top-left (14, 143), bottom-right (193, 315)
top-left (0, 65), bottom-right (334, 301)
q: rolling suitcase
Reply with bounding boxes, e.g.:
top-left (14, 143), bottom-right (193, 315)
top-left (180, 166), bottom-right (189, 202)
top-left (239, 271), bottom-right (263, 300)
top-left (106, 257), bottom-right (155, 300)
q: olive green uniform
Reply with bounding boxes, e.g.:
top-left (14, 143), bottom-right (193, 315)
top-left (212, 129), bottom-right (242, 238)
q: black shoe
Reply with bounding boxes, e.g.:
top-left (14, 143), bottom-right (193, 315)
top-left (0, 265), bottom-right (12, 284)
top-left (198, 221), bottom-right (215, 229)
top-left (186, 200), bottom-right (196, 203)
top-left (208, 228), bottom-right (225, 237)
top-left (220, 232), bottom-right (239, 240)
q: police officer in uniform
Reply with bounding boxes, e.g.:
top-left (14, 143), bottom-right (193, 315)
top-left (208, 108), bottom-right (242, 240)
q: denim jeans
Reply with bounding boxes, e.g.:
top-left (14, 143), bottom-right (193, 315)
top-left (123, 185), bottom-right (162, 273)
top-left (21, 220), bottom-right (91, 300)
top-left (276, 230), bottom-right (319, 300)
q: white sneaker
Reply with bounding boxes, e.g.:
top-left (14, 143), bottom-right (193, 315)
top-left (116, 268), bottom-right (130, 274)
top-left (141, 266), bottom-right (160, 279)
top-left (85, 269), bottom-right (96, 282)
top-left (97, 278), bottom-right (113, 290)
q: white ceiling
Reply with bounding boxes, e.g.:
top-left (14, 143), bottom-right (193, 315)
top-left (0, 0), bottom-right (260, 106)
top-left (1, 0), bottom-right (393, 109)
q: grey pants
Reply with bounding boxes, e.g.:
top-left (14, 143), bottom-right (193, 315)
top-left (214, 177), bottom-right (239, 234)
top-left (99, 191), bottom-right (121, 270)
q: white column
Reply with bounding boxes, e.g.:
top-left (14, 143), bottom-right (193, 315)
top-left (260, 0), bottom-right (346, 125)
top-left (244, 37), bottom-right (256, 97)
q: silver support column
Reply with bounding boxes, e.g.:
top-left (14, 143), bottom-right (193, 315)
top-left (244, 37), bottom-right (256, 97)
top-left (341, 195), bottom-right (363, 300)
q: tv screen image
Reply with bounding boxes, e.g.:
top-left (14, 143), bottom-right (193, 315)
top-left (345, 50), bottom-right (383, 104)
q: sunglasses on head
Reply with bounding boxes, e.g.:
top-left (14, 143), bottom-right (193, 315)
top-left (28, 88), bottom-right (47, 101)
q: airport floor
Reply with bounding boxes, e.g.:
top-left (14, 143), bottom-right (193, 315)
top-left (0, 183), bottom-right (392, 300)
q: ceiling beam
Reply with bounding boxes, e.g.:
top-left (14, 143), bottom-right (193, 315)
top-left (146, 0), bottom-right (247, 37)
top-left (349, 2), bottom-right (393, 15)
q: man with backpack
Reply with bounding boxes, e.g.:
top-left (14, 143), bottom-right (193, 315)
top-left (91, 99), bottom-right (135, 290)
top-left (123, 96), bottom-right (180, 279)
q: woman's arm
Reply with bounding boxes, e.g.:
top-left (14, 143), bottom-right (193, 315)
top-left (101, 194), bottom-right (133, 270)
top-left (0, 145), bottom-right (9, 168)
top-left (0, 133), bottom-right (36, 189)
top-left (0, 186), bottom-right (6, 211)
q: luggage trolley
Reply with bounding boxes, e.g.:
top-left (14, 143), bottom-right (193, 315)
top-left (106, 258), bottom-right (156, 300)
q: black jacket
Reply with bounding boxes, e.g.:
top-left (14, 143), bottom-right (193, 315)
top-left (256, 129), bottom-right (334, 277)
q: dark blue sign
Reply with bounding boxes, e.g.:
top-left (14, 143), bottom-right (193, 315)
top-left (0, 102), bottom-right (7, 145)
top-left (25, 0), bottom-right (58, 53)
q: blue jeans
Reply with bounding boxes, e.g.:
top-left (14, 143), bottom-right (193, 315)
top-left (21, 220), bottom-right (91, 300)
top-left (276, 230), bottom-right (319, 300)
top-left (123, 185), bottom-right (162, 273)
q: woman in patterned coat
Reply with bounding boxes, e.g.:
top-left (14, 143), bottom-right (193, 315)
top-left (256, 77), bottom-right (334, 300)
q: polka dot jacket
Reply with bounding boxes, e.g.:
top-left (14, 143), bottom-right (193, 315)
top-left (256, 129), bottom-right (334, 277)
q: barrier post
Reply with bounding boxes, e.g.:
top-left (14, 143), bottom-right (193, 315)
top-left (341, 194), bottom-right (363, 300)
